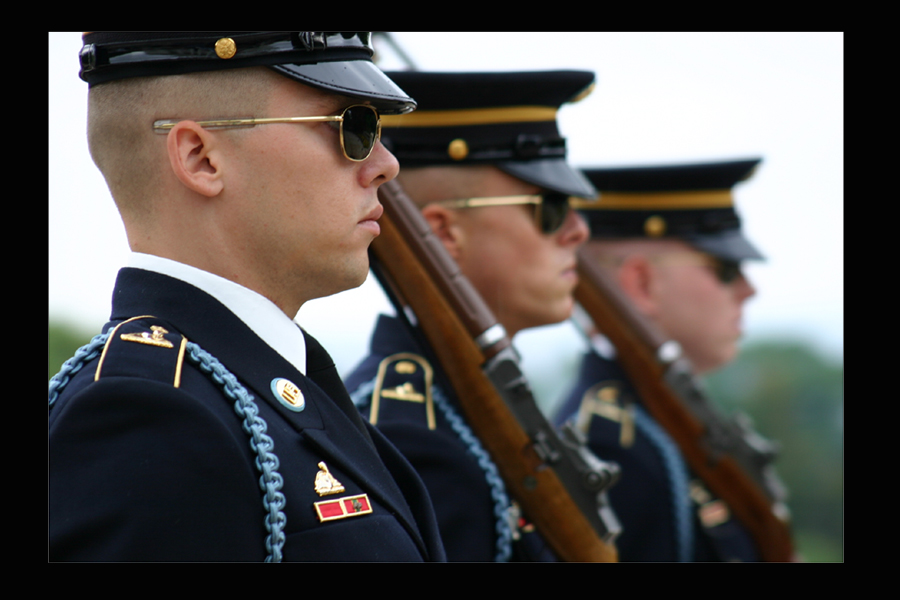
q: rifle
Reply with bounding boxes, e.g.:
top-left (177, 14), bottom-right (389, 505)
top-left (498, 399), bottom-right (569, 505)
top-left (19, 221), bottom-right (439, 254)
top-left (369, 179), bottom-right (621, 562)
top-left (572, 248), bottom-right (794, 561)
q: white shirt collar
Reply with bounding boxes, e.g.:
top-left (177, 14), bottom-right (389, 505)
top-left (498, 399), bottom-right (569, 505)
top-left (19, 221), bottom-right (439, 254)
top-left (128, 252), bottom-right (306, 375)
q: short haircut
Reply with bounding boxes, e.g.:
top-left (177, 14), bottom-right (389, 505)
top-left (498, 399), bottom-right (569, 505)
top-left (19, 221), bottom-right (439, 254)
top-left (87, 67), bottom-right (281, 218)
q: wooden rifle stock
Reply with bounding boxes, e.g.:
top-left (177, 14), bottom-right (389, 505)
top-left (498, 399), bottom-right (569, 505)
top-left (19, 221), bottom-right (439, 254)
top-left (573, 248), bottom-right (794, 562)
top-left (370, 180), bottom-right (620, 562)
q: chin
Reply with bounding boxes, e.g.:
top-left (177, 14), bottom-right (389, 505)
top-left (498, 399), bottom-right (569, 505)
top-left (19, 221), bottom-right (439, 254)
top-left (549, 297), bottom-right (575, 323)
top-left (695, 349), bottom-right (738, 375)
top-left (343, 266), bottom-right (371, 292)
top-left (317, 259), bottom-right (370, 299)
top-left (526, 305), bottom-right (574, 331)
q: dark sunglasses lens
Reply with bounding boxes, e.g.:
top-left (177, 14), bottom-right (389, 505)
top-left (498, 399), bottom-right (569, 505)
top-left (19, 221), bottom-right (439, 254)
top-left (341, 106), bottom-right (379, 160)
top-left (716, 260), bottom-right (742, 284)
top-left (539, 195), bottom-right (571, 234)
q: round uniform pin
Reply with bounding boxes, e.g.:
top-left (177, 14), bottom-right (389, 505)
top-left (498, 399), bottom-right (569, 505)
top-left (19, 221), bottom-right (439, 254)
top-left (271, 378), bottom-right (305, 411)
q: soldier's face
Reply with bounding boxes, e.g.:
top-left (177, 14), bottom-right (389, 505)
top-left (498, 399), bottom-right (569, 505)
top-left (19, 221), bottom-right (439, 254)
top-left (646, 243), bottom-right (757, 373)
top-left (442, 167), bottom-right (590, 338)
top-left (224, 78), bottom-right (399, 313)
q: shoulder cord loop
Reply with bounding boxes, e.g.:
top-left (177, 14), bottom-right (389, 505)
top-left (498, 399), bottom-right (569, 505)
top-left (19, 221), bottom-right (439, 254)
top-left (431, 384), bottom-right (514, 562)
top-left (49, 334), bottom-right (287, 563)
top-left (632, 404), bottom-right (693, 562)
top-left (48, 332), bottom-right (108, 410)
top-left (350, 377), bottom-right (514, 562)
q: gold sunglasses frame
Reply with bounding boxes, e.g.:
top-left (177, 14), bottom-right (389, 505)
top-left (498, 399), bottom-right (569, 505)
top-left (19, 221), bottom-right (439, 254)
top-left (436, 194), bottom-right (576, 234)
top-left (152, 104), bottom-right (382, 162)
top-left (596, 251), bottom-right (744, 285)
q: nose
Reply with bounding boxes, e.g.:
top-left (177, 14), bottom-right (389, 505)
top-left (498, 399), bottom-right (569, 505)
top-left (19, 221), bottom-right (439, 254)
top-left (556, 208), bottom-right (590, 247)
top-left (733, 270), bottom-right (757, 302)
top-left (359, 140), bottom-right (400, 187)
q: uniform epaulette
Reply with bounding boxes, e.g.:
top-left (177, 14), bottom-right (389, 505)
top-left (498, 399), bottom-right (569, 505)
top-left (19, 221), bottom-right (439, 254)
top-left (370, 352), bottom-right (436, 430)
top-left (93, 316), bottom-right (188, 388)
top-left (576, 380), bottom-right (635, 448)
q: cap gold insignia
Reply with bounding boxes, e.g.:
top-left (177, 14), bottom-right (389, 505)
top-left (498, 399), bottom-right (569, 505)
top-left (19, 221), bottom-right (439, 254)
top-left (271, 377), bottom-right (305, 412)
top-left (215, 37), bottom-right (237, 59)
top-left (314, 462), bottom-right (346, 496)
top-left (314, 493), bottom-right (373, 522)
top-left (120, 325), bottom-right (174, 348)
top-left (644, 215), bottom-right (667, 237)
top-left (448, 138), bottom-right (469, 161)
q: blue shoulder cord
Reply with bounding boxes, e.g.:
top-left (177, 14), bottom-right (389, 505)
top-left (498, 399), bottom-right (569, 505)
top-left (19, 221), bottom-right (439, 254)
top-left (631, 404), bottom-right (693, 562)
top-left (49, 333), bottom-right (287, 563)
top-left (351, 378), bottom-right (514, 562)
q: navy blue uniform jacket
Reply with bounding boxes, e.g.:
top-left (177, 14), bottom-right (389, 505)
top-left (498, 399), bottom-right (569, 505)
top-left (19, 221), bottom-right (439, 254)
top-left (554, 350), bottom-right (758, 562)
top-left (49, 268), bottom-right (446, 562)
top-left (344, 315), bottom-right (554, 562)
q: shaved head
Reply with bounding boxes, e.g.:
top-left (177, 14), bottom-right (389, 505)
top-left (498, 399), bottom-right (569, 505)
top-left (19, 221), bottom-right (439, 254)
top-left (87, 67), bottom-right (283, 219)
top-left (580, 237), bottom-right (688, 268)
top-left (397, 165), bottom-right (501, 207)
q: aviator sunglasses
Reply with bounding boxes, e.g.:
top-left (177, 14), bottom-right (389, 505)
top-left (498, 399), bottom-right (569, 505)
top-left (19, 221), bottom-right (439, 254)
top-left (650, 252), bottom-right (744, 285)
top-left (706, 256), bottom-right (744, 285)
top-left (153, 104), bottom-right (382, 162)
top-left (437, 193), bottom-right (575, 235)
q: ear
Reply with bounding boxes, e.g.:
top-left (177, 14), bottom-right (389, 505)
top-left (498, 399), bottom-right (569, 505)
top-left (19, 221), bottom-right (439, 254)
top-left (421, 203), bottom-right (465, 260)
top-left (165, 121), bottom-right (225, 198)
top-left (616, 255), bottom-right (660, 317)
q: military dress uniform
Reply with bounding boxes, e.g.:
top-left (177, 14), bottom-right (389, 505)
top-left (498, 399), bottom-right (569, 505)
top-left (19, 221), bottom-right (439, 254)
top-left (49, 32), bottom-right (445, 562)
top-left (345, 315), bottom-right (557, 561)
top-left (344, 70), bottom-right (599, 561)
top-left (555, 159), bottom-right (765, 562)
top-left (50, 265), bottom-right (446, 561)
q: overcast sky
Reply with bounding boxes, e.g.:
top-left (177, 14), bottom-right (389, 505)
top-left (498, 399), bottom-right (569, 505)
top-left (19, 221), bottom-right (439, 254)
top-left (49, 32), bottom-right (843, 391)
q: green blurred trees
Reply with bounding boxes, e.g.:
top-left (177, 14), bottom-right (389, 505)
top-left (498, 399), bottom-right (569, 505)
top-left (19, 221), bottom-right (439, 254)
top-left (704, 340), bottom-right (843, 562)
top-left (49, 321), bottom-right (97, 381)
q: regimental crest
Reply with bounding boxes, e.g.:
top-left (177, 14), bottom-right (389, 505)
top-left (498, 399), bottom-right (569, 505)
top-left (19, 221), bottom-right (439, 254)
top-left (314, 462), bottom-right (345, 497)
top-left (577, 381), bottom-right (635, 448)
top-left (271, 377), bottom-right (305, 412)
top-left (94, 317), bottom-right (188, 388)
top-left (380, 381), bottom-right (424, 402)
top-left (370, 353), bottom-right (436, 430)
top-left (120, 325), bottom-right (174, 348)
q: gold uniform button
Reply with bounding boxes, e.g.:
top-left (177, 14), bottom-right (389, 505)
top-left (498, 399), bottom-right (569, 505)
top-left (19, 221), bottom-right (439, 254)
top-left (448, 138), bottom-right (469, 161)
top-left (215, 37), bottom-right (237, 59)
top-left (644, 215), bottom-right (667, 237)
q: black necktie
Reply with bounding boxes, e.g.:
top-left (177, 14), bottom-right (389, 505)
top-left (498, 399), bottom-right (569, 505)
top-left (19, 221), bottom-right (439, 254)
top-left (301, 328), bottom-right (374, 446)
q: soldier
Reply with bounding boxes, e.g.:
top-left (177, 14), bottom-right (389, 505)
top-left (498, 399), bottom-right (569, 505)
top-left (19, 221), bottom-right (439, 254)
top-left (343, 70), bottom-right (597, 561)
top-left (555, 159), bottom-right (764, 561)
top-left (49, 32), bottom-right (445, 562)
